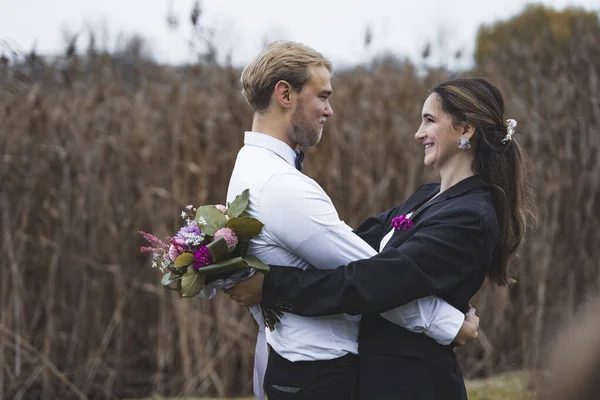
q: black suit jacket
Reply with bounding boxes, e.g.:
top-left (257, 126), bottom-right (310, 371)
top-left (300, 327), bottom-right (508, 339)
top-left (261, 175), bottom-right (499, 399)
top-left (262, 174), bottom-right (499, 328)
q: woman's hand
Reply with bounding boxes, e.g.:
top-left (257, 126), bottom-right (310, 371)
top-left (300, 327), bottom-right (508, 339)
top-left (453, 307), bottom-right (480, 347)
top-left (224, 272), bottom-right (265, 307)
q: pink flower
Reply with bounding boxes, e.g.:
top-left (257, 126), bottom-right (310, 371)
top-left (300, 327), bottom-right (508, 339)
top-left (391, 215), bottom-right (414, 231)
top-left (215, 204), bottom-right (228, 214)
top-left (214, 228), bottom-right (238, 251)
top-left (139, 231), bottom-right (169, 250)
top-left (168, 244), bottom-right (181, 261)
top-left (193, 246), bottom-right (213, 270)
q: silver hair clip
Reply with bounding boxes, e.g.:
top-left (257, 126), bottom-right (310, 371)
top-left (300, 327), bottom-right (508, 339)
top-left (502, 119), bottom-right (517, 144)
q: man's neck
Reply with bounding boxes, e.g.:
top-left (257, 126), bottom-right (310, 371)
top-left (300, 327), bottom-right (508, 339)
top-left (251, 114), bottom-right (296, 149)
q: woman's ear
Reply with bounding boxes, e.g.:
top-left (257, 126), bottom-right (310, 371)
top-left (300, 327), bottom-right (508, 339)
top-left (462, 124), bottom-right (476, 140)
top-left (274, 80), bottom-right (293, 109)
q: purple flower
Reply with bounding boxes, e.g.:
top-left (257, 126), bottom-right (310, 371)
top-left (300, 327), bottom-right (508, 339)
top-left (175, 220), bottom-right (201, 237)
top-left (391, 215), bottom-right (414, 231)
top-left (173, 220), bottom-right (206, 248)
top-left (214, 228), bottom-right (238, 251)
top-left (193, 246), bottom-right (213, 270)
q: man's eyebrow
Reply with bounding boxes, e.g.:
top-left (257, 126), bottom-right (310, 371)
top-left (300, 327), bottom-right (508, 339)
top-left (320, 89), bottom-right (333, 96)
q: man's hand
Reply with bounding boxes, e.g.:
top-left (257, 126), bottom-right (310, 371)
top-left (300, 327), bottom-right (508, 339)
top-left (453, 307), bottom-right (479, 347)
top-left (224, 272), bottom-right (265, 307)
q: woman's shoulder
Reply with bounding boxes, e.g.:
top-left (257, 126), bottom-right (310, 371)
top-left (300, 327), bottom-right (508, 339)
top-left (441, 189), bottom-right (498, 234)
top-left (464, 187), bottom-right (496, 217)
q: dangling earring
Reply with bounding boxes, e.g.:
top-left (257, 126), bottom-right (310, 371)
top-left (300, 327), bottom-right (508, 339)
top-left (457, 136), bottom-right (471, 150)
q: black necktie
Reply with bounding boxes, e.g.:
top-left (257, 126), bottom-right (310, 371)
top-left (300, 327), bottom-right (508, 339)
top-left (294, 149), bottom-right (305, 172)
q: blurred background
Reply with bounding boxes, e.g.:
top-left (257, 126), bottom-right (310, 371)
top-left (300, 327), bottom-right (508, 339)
top-left (1, 0), bottom-right (599, 399)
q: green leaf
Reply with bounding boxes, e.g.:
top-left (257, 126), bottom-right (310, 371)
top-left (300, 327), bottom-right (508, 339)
top-left (174, 252), bottom-right (194, 267)
top-left (198, 256), bottom-right (249, 275)
top-left (206, 238), bottom-right (231, 263)
top-left (195, 205), bottom-right (228, 236)
top-left (180, 268), bottom-right (205, 298)
top-left (227, 189), bottom-right (249, 218)
top-left (196, 255), bottom-right (270, 275)
top-left (243, 255), bottom-right (271, 273)
top-left (236, 241), bottom-right (249, 256)
top-left (167, 264), bottom-right (186, 276)
top-left (161, 272), bottom-right (182, 290)
top-left (226, 216), bottom-right (264, 241)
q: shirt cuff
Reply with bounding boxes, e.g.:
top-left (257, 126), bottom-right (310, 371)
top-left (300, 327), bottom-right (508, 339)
top-left (425, 303), bottom-right (465, 345)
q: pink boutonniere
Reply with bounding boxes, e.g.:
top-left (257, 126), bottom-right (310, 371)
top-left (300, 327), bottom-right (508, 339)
top-left (391, 215), bottom-right (414, 231)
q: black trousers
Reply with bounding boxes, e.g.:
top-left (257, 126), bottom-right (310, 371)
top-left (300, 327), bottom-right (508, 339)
top-left (358, 349), bottom-right (467, 400)
top-left (264, 350), bottom-right (359, 400)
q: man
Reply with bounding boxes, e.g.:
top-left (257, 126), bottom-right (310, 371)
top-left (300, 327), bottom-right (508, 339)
top-left (225, 41), bottom-right (477, 400)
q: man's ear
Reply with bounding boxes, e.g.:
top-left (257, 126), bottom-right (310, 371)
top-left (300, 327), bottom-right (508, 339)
top-left (274, 80), bottom-right (294, 109)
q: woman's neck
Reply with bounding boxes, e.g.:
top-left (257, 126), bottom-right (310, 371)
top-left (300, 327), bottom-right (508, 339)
top-left (438, 155), bottom-right (475, 193)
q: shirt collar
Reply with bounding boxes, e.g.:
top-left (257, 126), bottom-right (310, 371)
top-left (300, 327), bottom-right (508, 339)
top-left (244, 131), bottom-right (297, 167)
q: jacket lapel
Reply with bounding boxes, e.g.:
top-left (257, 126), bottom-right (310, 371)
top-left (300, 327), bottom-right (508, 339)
top-left (408, 175), bottom-right (487, 221)
top-left (382, 175), bottom-right (488, 250)
top-left (376, 184), bottom-right (439, 250)
top-left (396, 184), bottom-right (440, 219)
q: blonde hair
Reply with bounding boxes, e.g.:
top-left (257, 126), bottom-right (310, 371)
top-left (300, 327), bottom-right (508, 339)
top-left (241, 41), bottom-right (332, 112)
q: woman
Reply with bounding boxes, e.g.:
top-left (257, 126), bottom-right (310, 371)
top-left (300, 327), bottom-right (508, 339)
top-left (228, 77), bottom-right (535, 399)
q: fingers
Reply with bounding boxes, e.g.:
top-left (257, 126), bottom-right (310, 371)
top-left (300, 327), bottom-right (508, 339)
top-left (465, 306), bottom-right (479, 327)
top-left (466, 315), bottom-right (480, 328)
top-left (230, 296), bottom-right (248, 308)
top-left (466, 312), bottom-right (479, 321)
top-left (224, 286), bottom-right (242, 296)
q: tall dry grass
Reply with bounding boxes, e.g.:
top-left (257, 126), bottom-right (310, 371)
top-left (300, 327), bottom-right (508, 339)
top-left (1, 18), bottom-right (599, 399)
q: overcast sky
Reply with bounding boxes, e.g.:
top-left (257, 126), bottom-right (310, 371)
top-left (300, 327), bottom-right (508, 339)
top-left (1, 0), bottom-right (598, 68)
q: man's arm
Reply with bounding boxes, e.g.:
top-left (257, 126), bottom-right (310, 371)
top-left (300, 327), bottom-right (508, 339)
top-left (260, 206), bottom-right (492, 317)
top-left (258, 171), bottom-right (378, 269)
top-left (380, 296), bottom-right (464, 345)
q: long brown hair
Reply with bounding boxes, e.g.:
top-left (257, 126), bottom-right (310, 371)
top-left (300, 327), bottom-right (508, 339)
top-left (432, 78), bottom-right (536, 285)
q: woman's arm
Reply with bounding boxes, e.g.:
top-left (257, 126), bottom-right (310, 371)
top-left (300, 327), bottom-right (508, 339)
top-left (242, 172), bottom-right (468, 340)
top-left (261, 206), bottom-right (494, 317)
top-left (352, 206), bottom-right (397, 249)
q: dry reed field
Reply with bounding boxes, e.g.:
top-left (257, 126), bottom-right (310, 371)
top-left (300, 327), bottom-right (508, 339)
top-left (1, 5), bottom-right (600, 400)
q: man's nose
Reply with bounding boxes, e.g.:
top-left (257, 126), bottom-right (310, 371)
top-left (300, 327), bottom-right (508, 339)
top-left (325, 103), bottom-right (334, 117)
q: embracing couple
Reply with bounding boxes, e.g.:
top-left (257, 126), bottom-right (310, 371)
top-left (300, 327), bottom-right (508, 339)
top-left (224, 41), bottom-right (533, 400)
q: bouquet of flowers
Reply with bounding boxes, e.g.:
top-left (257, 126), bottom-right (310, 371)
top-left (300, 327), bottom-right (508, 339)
top-left (139, 189), bottom-right (270, 299)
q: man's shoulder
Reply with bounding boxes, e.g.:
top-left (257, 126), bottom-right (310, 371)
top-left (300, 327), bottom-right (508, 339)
top-left (230, 147), bottom-right (293, 185)
top-left (234, 146), bottom-right (296, 174)
top-left (263, 169), bottom-right (329, 199)
top-left (229, 148), bottom-right (330, 207)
